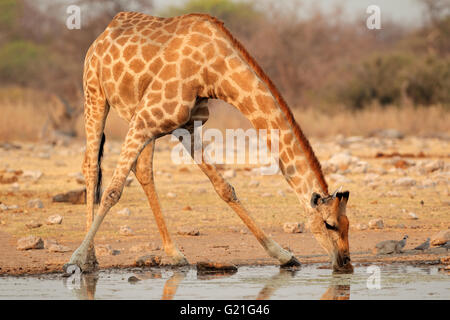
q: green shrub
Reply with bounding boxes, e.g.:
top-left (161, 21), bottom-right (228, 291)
top-left (0, 40), bottom-right (48, 85)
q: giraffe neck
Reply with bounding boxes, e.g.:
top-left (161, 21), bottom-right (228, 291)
top-left (212, 66), bottom-right (329, 210)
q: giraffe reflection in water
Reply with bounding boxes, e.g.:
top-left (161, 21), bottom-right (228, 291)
top-left (66, 268), bottom-right (350, 300)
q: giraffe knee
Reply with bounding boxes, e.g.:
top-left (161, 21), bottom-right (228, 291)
top-left (103, 188), bottom-right (122, 207)
top-left (217, 182), bottom-right (238, 203)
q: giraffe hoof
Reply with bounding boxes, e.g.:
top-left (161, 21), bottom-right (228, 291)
top-left (63, 263), bottom-right (82, 276)
top-left (280, 256), bottom-right (301, 269)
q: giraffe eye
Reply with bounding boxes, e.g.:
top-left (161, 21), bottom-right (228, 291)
top-left (324, 221), bottom-right (338, 231)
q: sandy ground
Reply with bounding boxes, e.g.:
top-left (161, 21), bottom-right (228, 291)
top-left (0, 134), bottom-right (449, 275)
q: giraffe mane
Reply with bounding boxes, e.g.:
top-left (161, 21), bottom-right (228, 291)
top-left (186, 13), bottom-right (329, 194)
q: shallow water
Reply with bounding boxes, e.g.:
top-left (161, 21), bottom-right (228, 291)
top-left (0, 264), bottom-right (448, 300)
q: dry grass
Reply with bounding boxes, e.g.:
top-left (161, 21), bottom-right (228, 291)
top-left (0, 88), bottom-right (448, 142)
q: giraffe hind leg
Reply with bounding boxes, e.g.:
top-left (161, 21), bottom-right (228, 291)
top-left (132, 140), bottom-right (188, 266)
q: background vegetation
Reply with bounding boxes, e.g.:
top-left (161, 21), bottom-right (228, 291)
top-left (0, 0), bottom-right (449, 140)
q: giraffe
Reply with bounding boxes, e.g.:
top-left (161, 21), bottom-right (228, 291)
top-left (64, 11), bottom-right (353, 274)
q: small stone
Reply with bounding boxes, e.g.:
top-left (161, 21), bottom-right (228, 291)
top-left (408, 212), bottom-right (418, 220)
top-left (248, 180), bottom-right (260, 187)
top-left (394, 177), bottom-right (416, 187)
top-left (283, 222), bottom-right (305, 233)
top-left (182, 205), bottom-right (192, 211)
top-left (197, 188), bottom-right (207, 194)
top-left (355, 223), bottom-right (368, 231)
top-left (386, 191), bottom-right (401, 197)
top-left (431, 230), bottom-right (450, 246)
top-left (166, 192), bottom-right (177, 199)
top-left (261, 192), bottom-right (273, 198)
top-left (196, 261), bottom-right (238, 274)
top-left (17, 236), bottom-right (44, 250)
top-left (394, 224), bottom-right (406, 229)
top-left (44, 239), bottom-right (58, 249)
top-left (52, 189), bottom-right (86, 204)
top-left (130, 242), bottom-right (158, 253)
top-left (27, 199), bottom-right (44, 209)
top-left (223, 169), bottom-right (236, 179)
top-left (119, 225), bottom-right (134, 236)
top-left (96, 244), bottom-right (114, 256)
top-left (277, 190), bottom-right (286, 197)
top-left (369, 219), bottom-right (384, 229)
top-left (128, 276), bottom-right (141, 283)
top-left (25, 221), bottom-right (42, 229)
top-left (46, 214), bottom-right (63, 225)
top-left (177, 227), bottom-right (200, 236)
top-left (48, 244), bottom-right (70, 253)
top-left (117, 208), bottom-right (131, 216)
top-left (328, 173), bottom-right (352, 183)
top-left (134, 254), bottom-right (161, 267)
top-left (22, 170), bottom-right (43, 181)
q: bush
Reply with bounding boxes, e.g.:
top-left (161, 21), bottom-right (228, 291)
top-left (0, 40), bottom-right (48, 85)
top-left (339, 52), bottom-right (450, 109)
top-left (406, 55), bottom-right (450, 106)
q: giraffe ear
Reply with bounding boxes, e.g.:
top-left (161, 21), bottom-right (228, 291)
top-left (311, 193), bottom-right (321, 208)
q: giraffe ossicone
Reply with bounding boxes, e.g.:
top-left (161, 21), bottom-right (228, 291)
top-left (64, 11), bottom-right (353, 275)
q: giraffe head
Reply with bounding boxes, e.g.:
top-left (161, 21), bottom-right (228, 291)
top-left (308, 189), bottom-right (353, 273)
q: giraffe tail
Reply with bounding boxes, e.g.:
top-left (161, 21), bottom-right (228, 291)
top-left (94, 133), bottom-right (106, 204)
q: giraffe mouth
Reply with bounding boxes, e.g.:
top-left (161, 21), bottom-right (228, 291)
top-left (332, 253), bottom-right (353, 273)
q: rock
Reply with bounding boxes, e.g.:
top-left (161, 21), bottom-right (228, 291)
top-left (22, 170), bottom-right (43, 181)
top-left (48, 244), bottom-right (70, 253)
top-left (283, 222), bottom-right (305, 233)
top-left (386, 191), bottom-right (401, 197)
top-left (223, 169), bottom-right (236, 179)
top-left (119, 225), bottom-right (134, 236)
top-left (277, 190), bottom-right (286, 197)
top-left (25, 221), bottom-right (42, 229)
top-left (248, 180), bottom-right (260, 187)
top-left (44, 239), bottom-right (58, 249)
top-left (431, 230), bottom-right (450, 246)
top-left (441, 256), bottom-right (450, 265)
top-left (421, 179), bottom-right (437, 188)
top-left (95, 244), bottom-right (120, 256)
top-left (130, 242), bottom-right (159, 253)
top-left (177, 227), bottom-right (200, 236)
top-left (394, 177), bottom-right (416, 187)
top-left (52, 189), bottom-right (86, 204)
top-left (197, 188), bottom-right (207, 194)
top-left (352, 161), bottom-right (369, 174)
top-left (117, 208), bottom-right (131, 216)
top-left (371, 129), bottom-right (404, 139)
top-left (368, 219), bottom-right (384, 229)
top-left (261, 192), bottom-right (272, 198)
top-left (328, 173), bottom-right (352, 184)
top-left (27, 199), bottom-right (44, 209)
top-left (46, 214), bottom-right (63, 225)
top-left (17, 236), bottom-right (44, 250)
top-left (166, 192), bottom-right (177, 199)
top-left (134, 254), bottom-right (161, 267)
top-left (424, 160), bottom-right (444, 173)
top-left (128, 276), bottom-right (141, 283)
top-left (408, 212), bottom-right (418, 220)
top-left (394, 223), bottom-right (406, 229)
top-left (0, 171), bottom-right (19, 184)
top-left (327, 152), bottom-right (356, 171)
top-left (355, 223), bottom-right (368, 231)
top-left (196, 261), bottom-right (238, 274)
top-left (182, 205), bottom-right (192, 211)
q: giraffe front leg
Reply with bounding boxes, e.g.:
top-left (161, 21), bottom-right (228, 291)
top-left (64, 118), bottom-right (153, 274)
top-left (133, 140), bottom-right (188, 266)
